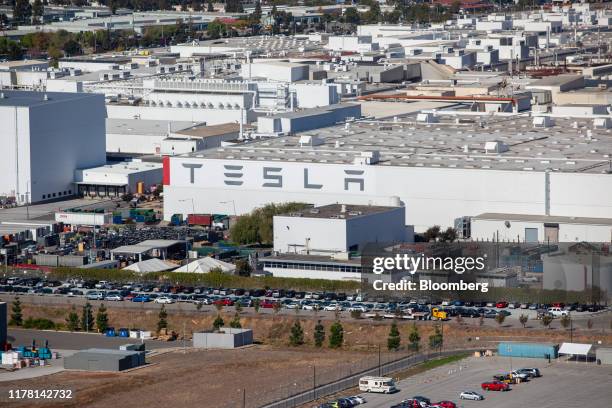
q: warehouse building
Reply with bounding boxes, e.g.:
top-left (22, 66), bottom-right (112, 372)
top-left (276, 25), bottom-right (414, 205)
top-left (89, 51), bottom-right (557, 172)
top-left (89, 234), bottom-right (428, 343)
top-left (63, 348), bottom-right (145, 371)
top-left (111, 239), bottom-right (188, 262)
top-left (106, 118), bottom-right (196, 155)
top-left (0, 91), bottom-right (106, 204)
top-left (74, 161), bottom-right (163, 198)
top-left (273, 204), bottom-right (406, 255)
top-left (471, 213), bottom-right (612, 243)
top-left (163, 113), bottom-right (612, 233)
top-left (261, 254), bottom-right (363, 281)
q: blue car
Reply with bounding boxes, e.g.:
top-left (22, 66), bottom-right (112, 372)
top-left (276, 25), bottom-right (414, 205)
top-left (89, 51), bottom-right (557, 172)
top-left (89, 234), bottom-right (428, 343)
top-left (131, 295), bottom-right (151, 302)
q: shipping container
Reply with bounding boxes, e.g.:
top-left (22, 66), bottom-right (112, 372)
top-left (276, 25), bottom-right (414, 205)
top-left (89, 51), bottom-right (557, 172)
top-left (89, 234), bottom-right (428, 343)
top-left (498, 342), bottom-right (558, 359)
top-left (187, 214), bottom-right (212, 226)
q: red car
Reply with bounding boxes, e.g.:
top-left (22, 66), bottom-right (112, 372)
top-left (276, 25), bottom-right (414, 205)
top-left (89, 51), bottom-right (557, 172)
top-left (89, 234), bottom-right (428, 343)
top-left (481, 381), bottom-right (509, 391)
top-left (495, 301), bottom-right (509, 308)
top-left (124, 293), bottom-right (136, 301)
top-left (213, 298), bottom-right (234, 306)
top-left (260, 300), bottom-right (278, 308)
top-left (552, 302), bottom-right (565, 308)
top-left (433, 401), bottom-right (456, 408)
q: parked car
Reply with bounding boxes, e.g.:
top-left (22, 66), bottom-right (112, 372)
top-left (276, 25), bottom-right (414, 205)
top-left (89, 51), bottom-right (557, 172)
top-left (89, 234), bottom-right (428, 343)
top-left (548, 307), bottom-right (569, 317)
top-left (459, 391), bottom-right (484, 401)
top-left (391, 400), bottom-right (420, 408)
top-left (517, 367), bottom-right (541, 378)
top-left (86, 291), bottom-right (104, 301)
top-left (104, 293), bottom-right (123, 301)
top-left (432, 401), bottom-right (456, 408)
top-left (131, 295), bottom-right (151, 302)
top-left (481, 381), bottom-right (509, 391)
top-left (412, 396), bottom-right (431, 407)
top-left (495, 301), bottom-right (509, 308)
top-left (154, 296), bottom-right (175, 304)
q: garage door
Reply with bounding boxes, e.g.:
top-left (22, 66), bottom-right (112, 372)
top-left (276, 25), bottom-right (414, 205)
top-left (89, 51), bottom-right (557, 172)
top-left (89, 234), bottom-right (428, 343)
top-left (524, 228), bottom-right (538, 243)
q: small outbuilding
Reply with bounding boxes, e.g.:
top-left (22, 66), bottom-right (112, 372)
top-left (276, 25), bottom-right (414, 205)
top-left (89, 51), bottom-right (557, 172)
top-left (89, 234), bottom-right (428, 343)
top-left (192, 328), bottom-right (253, 349)
top-left (63, 348), bottom-right (145, 371)
top-left (595, 348), bottom-right (612, 365)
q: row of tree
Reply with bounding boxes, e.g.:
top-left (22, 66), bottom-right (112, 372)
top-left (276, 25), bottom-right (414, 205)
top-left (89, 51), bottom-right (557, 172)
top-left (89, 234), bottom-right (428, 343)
top-left (8, 297), bottom-right (109, 332)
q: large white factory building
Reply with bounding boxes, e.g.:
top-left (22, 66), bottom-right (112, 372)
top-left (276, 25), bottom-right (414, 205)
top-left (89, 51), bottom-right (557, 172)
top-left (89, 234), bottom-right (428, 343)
top-left (163, 111), bottom-right (612, 238)
top-left (0, 91), bottom-right (106, 204)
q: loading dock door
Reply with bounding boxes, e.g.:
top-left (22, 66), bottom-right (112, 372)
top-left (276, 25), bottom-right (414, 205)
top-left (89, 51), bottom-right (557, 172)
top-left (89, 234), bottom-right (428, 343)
top-left (544, 223), bottom-right (559, 243)
top-left (524, 228), bottom-right (538, 243)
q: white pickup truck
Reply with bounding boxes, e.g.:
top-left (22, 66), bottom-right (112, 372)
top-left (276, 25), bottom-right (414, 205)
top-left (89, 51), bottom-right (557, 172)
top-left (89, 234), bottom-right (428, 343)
top-left (548, 307), bottom-right (570, 317)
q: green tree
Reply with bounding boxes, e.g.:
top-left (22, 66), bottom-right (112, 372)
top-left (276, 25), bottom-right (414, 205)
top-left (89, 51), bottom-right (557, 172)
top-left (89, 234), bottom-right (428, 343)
top-left (408, 323), bottom-right (421, 351)
top-left (343, 7), bottom-right (360, 24)
top-left (440, 227), bottom-right (458, 242)
top-left (230, 202), bottom-right (310, 245)
top-left (9, 296), bottom-right (23, 326)
top-left (253, 0), bottom-right (262, 20)
top-left (494, 313), bottom-right (506, 327)
top-left (207, 19), bottom-right (227, 39)
top-left (225, 0), bottom-right (243, 12)
top-left (586, 319), bottom-right (593, 329)
top-left (541, 314), bottom-right (553, 329)
top-left (429, 324), bottom-right (443, 350)
top-left (234, 301), bottom-right (243, 314)
top-left (66, 305), bottom-right (80, 331)
top-left (519, 313), bottom-right (528, 328)
top-left (213, 315), bottom-right (225, 330)
top-left (387, 321), bottom-right (401, 351)
top-left (272, 301), bottom-right (282, 315)
top-left (329, 321), bottom-right (344, 348)
top-left (314, 320), bottom-right (325, 347)
top-left (81, 302), bottom-right (94, 332)
top-left (32, 0), bottom-right (43, 25)
top-left (235, 259), bottom-right (252, 276)
top-left (253, 298), bottom-right (261, 314)
top-left (157, 304), bottom-right (168, 332)
top-left (229, 312), bottom-right (241, 328)
top-left (423, 225), bottom-right (441, 241)
top-left (289, 320), bottom-right (304, 346)
top-left (12, 0), bottom-right (32, 25)
top-left (350, 309), bottom-right (362, 319)
top-left (560, 314), bottom-right (571, 329)
top-left (96, 303), bottom-right (109, 333)
top-left (207, 1), bottom-right (214, 12)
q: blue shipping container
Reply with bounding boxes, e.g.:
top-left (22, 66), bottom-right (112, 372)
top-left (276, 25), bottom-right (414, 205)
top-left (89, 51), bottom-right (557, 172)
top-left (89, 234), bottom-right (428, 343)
top-left (498, 342), bottom-right (558, 359)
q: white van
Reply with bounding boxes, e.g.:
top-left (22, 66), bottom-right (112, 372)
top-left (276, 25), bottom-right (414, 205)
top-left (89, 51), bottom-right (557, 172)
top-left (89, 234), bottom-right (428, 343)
top-left (358, 376), bottom-right (397, 393)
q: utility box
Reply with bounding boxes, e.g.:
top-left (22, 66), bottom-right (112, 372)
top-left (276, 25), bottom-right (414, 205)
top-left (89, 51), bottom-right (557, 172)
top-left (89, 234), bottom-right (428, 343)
top-left (498, 342), bottom-right (559, 359)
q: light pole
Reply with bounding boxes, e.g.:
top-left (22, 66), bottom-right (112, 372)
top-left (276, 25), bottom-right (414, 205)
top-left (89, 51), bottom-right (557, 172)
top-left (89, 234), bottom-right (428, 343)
top-left (219, 200), bottom-right (237, 217)
top-left (178, 198), bottom-right (195, 217)
top-left (312, 365), bottom-right (316, 400)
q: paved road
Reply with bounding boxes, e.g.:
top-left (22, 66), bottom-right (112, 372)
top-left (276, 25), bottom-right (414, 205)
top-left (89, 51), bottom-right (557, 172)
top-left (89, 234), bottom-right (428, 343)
top-left (6, 328), bottom-right (184, 350)
top-left (361, 356), bottom-right (612, 408)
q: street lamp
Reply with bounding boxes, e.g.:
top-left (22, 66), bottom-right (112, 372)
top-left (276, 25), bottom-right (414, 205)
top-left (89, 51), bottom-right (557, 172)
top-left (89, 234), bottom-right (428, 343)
top-left (219, 200), bottom-right (237, 216)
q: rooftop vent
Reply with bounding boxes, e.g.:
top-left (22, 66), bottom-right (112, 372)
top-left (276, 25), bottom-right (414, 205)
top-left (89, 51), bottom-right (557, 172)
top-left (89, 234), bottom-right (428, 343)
top-left (353, 150), bottom-right (380, 165)
top-left (485, 141), bottom-right (509, 153)
top-left (299, 135), bottom-right (324, 147)
top-left (416, 112), bottom-right (439, 124)
top-left (593, 118), bottom-right (611, 129)
top-left (533, 116), bottom-right (553, 128)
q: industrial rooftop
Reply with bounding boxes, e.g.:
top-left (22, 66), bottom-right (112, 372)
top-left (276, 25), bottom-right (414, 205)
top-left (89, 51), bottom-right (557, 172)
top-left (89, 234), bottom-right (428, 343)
top-left (278, 204), bottom-right (400, 220)
top-left (181, 112), bottom-right (612, 174)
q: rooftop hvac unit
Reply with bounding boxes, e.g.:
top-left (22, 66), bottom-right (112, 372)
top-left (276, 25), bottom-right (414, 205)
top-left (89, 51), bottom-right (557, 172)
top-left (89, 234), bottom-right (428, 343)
top-left (484, 140), bottom-right (509, 153)
top-left (533, 116), bottom-right (553, 128)
top-left (353, 150), bottom-right (380, 165)
top-left (417, 112), bottom-right (439, 123)
top-left (593, 117), bottom-right (611, 129)
top-left (299, 135), bottom-right (324, 147)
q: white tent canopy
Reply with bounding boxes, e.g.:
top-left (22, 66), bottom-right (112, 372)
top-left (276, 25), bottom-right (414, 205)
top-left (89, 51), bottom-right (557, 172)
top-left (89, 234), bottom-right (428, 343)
top-left (174, 257), bottom-right (236, 274)
top-left (558, 342), bottom-right (592, 356)
top-left (122, 258), bottom-right (178, 273)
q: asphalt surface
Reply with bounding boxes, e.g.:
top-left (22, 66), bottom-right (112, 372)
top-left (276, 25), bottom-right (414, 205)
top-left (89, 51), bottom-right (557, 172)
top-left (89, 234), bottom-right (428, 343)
top-left (6, 328), bottom-right (184, 350)
top-left (360, 356), bottom-right (612, 408)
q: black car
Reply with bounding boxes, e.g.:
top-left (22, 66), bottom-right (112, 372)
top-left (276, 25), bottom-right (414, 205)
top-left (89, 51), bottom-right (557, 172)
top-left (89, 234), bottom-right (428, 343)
top-left (412, 396), bottom-right (431, 407)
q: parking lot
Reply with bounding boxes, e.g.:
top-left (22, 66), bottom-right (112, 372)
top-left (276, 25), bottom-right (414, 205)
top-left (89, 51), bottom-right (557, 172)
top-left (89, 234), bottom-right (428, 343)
top-left (361, 356), bottom-right (612, 408)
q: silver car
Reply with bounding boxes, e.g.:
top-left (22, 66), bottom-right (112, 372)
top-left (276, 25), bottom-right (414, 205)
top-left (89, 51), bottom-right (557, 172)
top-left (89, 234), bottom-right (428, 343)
top-left (460, 391), bottom-right (484, 401)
